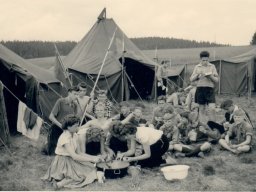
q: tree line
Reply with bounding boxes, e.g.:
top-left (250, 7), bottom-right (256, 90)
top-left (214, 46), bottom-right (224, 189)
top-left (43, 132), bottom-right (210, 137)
top-left (1, 37), bottom-right (227, 59)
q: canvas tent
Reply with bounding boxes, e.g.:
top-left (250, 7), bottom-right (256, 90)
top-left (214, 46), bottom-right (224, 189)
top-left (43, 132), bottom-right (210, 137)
top-left (165, 64), bottom-right (186, 91)
top-left (0, 44), bottom-right (64, 134)
top-left (211, 48), bottom-right (256, 96)
top-left (0, 81), bottom-right (10, 146)
top-left (60, 9), bottom-right (158, 101)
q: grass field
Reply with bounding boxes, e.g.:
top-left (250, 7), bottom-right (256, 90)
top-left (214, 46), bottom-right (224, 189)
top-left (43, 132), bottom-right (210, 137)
top-left (0, 95), bottom-right (256, 191)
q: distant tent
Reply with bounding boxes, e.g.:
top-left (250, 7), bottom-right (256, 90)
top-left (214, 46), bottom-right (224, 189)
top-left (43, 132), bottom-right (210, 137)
top-left (211, 48), bottom-right (256, 96)
top-left (166, 64), bottom-right (186, 91)
top-left (0, 44), bottom-right (65, 134)
top-left (61, 9), bottom-right (158, 101)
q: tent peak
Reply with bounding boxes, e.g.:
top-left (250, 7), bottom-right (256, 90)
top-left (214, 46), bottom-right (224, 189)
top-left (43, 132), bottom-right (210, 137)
top-left (97, 8), bottom-right (106, 22)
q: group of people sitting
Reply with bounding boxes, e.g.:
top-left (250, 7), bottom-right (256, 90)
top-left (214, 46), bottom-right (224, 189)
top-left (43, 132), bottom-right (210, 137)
top-left (41, 80), bottom-right (254, 189)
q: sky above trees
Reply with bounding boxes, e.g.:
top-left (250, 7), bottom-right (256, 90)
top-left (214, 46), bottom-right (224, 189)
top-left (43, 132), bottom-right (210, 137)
top-left (0, 0), bottom-right (256, 46)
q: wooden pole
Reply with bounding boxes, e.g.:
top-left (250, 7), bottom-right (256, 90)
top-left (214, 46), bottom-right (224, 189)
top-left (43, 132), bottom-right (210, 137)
top-left (218, 60), bottom-right (222, 95)
top-left (80, 27), bottom-right (117, 126)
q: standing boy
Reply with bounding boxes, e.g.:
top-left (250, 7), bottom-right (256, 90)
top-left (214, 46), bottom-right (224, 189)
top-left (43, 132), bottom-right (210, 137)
top-left (190, 51), bottom-right (218, 123)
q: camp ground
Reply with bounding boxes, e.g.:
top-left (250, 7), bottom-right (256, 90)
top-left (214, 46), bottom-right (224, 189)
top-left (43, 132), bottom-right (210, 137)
top-left (0, 7), bottom-right (256, 192)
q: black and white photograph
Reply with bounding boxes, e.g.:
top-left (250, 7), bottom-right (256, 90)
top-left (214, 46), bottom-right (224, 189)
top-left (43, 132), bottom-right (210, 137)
top-left (0, 0), bottom-right (256, 191)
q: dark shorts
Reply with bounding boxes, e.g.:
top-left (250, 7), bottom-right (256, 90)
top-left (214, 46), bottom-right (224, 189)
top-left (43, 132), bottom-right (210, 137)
top-left (195, 87), bottom-right (215, 105)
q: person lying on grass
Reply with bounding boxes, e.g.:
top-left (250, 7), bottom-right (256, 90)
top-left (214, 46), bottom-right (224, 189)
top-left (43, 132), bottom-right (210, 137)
top-left (114, 123), bottom-right (176, 168)
top-left (219, 109), bottom-right (253, 154)
top-left (42, 115), bottom-right (105, 189)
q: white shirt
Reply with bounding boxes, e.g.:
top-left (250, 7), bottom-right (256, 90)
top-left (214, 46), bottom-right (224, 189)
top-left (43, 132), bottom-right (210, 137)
top-left (135, 127), bottom-right (163, 145)
top-left (55, 131), bottom-right (78, 156)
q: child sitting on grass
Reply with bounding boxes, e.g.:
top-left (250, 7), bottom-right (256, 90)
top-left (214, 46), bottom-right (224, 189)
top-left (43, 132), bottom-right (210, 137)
top-left (148, 107), bottom-right (165, 129)
top-left (122, 104), bottom-right (147, 126)
top-left (219, 109), bottom-right (253, 154)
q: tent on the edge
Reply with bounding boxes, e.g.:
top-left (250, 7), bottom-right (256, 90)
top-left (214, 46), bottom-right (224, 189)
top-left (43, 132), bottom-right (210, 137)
top-left (211, 48), bottom-right (256, 96)
top-left (0, 44), bottom-right (65, 134)
top-left (0, 81), bottom-right (10, 146)
top-left (61, 8), bottom-right (158, 101)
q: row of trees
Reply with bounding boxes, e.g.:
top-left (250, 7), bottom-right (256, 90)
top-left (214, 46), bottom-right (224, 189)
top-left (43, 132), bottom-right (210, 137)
top-left (1, 40), bottom-right (77, 59)
top-left (1, 37), bottom-right (227, 59)
top-left (131, 37), bottom-right (227, 50)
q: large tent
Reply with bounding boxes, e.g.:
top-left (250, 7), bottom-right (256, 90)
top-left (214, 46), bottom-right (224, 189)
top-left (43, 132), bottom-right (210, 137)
top-left (61, 9), bottom-right (158, 101)
top-left (211, 48), bottom-right (256, 96)
top-left (0, 44), bottom-right (64, 134)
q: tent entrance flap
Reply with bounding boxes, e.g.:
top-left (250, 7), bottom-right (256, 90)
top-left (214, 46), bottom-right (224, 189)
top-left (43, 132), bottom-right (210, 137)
top-left (122, 58), bottom-right (154, 100)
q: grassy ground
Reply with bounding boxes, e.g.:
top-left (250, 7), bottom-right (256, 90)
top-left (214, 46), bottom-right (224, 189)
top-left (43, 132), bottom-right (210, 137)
top-left (0, 95), bottom-right (256, 191)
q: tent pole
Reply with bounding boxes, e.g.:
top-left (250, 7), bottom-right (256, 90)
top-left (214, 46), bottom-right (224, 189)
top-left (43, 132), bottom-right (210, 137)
top-left (80, 27), bottom-right (117, 126)
top-left (248, 63), bottom-right (252, 99)
top-left (54, 43), bottom-right (73, 87)
top-left (154, 65), bottom-right (157, 101)
top-left (121, 32), bottom-right (125, 101)
top-left (218, 60), bottom-right (222, 95)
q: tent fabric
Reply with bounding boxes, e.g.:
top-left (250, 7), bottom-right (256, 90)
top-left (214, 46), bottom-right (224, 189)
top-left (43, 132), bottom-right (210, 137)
top-left (0, 44), bottom-right (65, 134)
top-left (0, 44), bottom-right (59, 84)
top-left (211, 48), bottom-right (256, 95)
top-left (62, 15), bottom-right (158, 101)
top-left (166, 65), bottom-right (185, 77)
top-left (0, 81), bottom-right (10, 146)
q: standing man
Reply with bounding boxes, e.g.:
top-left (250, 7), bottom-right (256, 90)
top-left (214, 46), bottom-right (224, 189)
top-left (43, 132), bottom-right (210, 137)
top-left (42, 86), bottom-right (79, 155)
top-left (76, 82), bottom-right (95, 123)
top-left (190, 51), bottom-right (219, 124)
top-left (156, 63), bottom-right (169, 96)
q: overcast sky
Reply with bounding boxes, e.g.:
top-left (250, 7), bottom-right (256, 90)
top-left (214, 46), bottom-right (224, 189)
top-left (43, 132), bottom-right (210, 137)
top-left (0, 0), bottom-right (255, 46)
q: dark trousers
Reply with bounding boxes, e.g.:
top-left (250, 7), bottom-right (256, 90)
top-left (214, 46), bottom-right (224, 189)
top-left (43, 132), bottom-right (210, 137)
top-left (44, 124), bottom-right (63, 155)
top-left (137, 134), bottom-right (169, 168)
top-left (207, 121), bottom-right (225, 134)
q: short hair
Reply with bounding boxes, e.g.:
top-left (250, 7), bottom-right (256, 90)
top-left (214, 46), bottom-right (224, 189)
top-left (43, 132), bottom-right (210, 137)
top-left (233, 109), bottom-right (245, 117)
top-left (154, 107), bottom-right (164, 117)
top-left (220, 99), bottom-right (233, 110)
top-left (200, 51), bottom-right (210, 58)
top-left (109, 122), bottom-right (137, 138)
top-left (119, 101), bottom-right (130, 108)
top-left (77, 82), bottom-right (87, 89)
top-left (180, 111), bottom-right (190, 119)
top-left (96, 89), bottom-right (108, 95)
top-left (68, 86), bottom-right (79, 93)
top-left (61, 115), bottom-right (80, 130)
top-left (109, 121), bottom-right (124, 138)
top-left (163, 113), bottom-right (175, 121)
top-left (95, 102), bottom-right (106, 111)
top-left (163, 103), bottom-right (174, 114)
top-left (86, 127), bottom-right (105, 142)
top-left (135, 103), bottom-right (145, 109)
top-left (121, 123), bottom-right (137, 136)
top-left (134, 106), bottom-right (143, 111)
